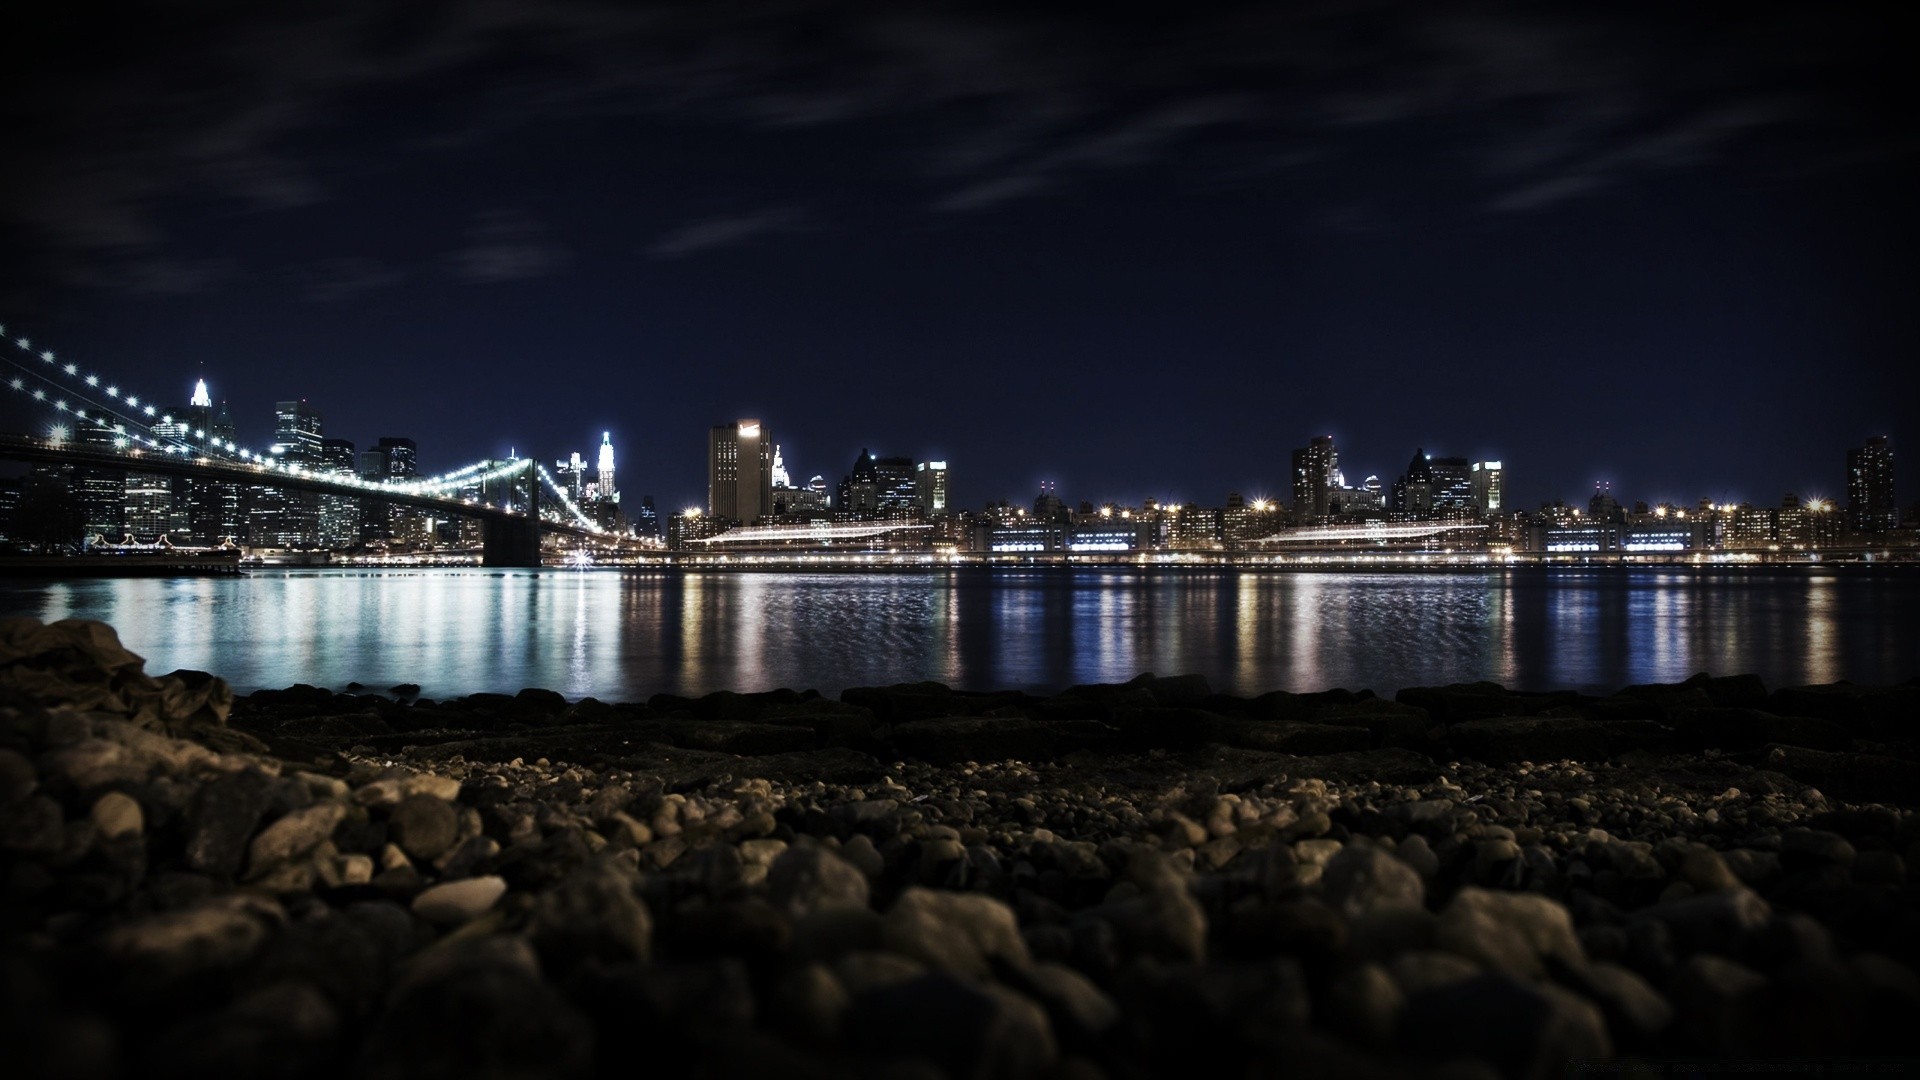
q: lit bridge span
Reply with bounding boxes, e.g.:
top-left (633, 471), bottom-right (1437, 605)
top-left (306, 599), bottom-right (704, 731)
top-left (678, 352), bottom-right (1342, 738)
top-left (1252, 521), bottom-right (1487, 545)
top-left (689, 521), bottom-right (931, 547)
top-left (1, 321), bottom-right (644, 566)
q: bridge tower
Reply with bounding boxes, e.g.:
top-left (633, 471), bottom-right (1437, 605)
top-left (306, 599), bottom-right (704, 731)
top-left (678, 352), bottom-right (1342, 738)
top-left (478, 457), bottom-right (542, 568)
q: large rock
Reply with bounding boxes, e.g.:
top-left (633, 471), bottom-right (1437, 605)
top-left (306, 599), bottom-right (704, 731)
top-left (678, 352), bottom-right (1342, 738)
top-left (388, 794), bottom-right (458, 861)
top-left (247, 802), bottom-right (347, 877)
top-left (1320, 844), bottom-right (1426, 917)
top-left (186, 769), bottom-right (275, 877)
top-left (880, 887), bottom-right (1031, 978)
top-left (530, 861), bottom-right (652, 969)
top-left (410, 876), bottom-right (508, 926)
top-left (1435, 887), bottom-right (1585, 979)
top-left (103, 896), bottom-right (283, 978)
top-left (767, 845), bottom-right (871, 916)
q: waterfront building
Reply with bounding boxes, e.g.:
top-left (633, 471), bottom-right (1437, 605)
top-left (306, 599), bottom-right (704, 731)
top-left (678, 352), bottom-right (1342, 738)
top-left (1723, 505), bottom-right (1777, 550)
top-left (1291, 435), bottom-right (1336, 520)
top-left (1777, 494), bottom-right (1844, 551)
top-left (990, 522), bottom-right (1067, 553)
top-left (1166, 504), bottom-right (1225, 548)
top-left (916, 460), bottom-right (949, 517)
top-left (1544, 524), bottom-right (1622, 553)
top-left (1623, 519), bottom-right (1712, 553)
top-left (1223, 495), bottom-right (1284, 542)
top-left (1848, 435), bottom-right (1896, 533)
top-left (667, 509), bottom-right (729, 550)
top-left (709, 421), bottom-right (771, 523)
top-left (1470, 461), bottom-right (1504, 514)
top-left (1067, 522), bottom-right (1152, 552)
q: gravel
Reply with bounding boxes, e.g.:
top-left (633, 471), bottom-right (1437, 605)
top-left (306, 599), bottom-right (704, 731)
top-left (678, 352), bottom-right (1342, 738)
top-left (5, 615), bottom-right (1920, 1078)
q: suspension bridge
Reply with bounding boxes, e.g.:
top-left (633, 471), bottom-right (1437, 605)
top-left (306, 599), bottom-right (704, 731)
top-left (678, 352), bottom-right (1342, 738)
top-left (0, 321), bottom-right (645, 566)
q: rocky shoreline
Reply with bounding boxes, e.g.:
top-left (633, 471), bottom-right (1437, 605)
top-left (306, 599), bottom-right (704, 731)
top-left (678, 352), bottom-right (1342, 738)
top-left (4, 617), bottom-right (1919, 1079)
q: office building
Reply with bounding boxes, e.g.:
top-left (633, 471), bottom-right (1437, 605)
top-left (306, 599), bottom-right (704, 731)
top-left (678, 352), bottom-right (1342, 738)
top-left (72, 423), bottom-right (126, 546)
top-left (318, 438), bottom-right (360, 549)
top-left (123, 471), bottom-right (181, 541)
top-left (253, 401), bottom-right (324, 546)
top-left (837, 449), bottom-right (916, 517)
top-left (1291, 435), bottom-right (1336, 519)
top-left (916, 460), bottom-right (949, 517)
top-left (709, 420), bottom-right (772, 523)
top-left (1848, 436), bottom-right (1896, 533)
top-left (1470, 461), bottom-right (1504, 514)
top-left (1430, 456), bottom-right (1474, 511)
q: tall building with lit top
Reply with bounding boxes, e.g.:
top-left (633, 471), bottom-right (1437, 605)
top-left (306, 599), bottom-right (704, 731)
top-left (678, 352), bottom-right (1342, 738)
top-left (709, 420), bottom-right (771, 523)
top-left (174, 378), bottom-right (239, 543)
top-left (916, 461), bottom-right (949, 517)
top-left (1470, 461), bottom-right (1504, 514)
top-left (1848, 436), bottom-right (1895, 533)
top-left (597, 432), bottom-right (618, 503)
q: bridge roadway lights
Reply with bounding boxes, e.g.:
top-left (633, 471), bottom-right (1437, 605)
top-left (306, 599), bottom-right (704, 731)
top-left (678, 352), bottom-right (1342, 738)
top-left (480, 515), bottom-right (542, 568)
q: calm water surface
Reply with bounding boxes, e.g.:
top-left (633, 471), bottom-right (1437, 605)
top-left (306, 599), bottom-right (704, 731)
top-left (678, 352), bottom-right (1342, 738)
top-left (2, 569), bottom-right (1915, 700)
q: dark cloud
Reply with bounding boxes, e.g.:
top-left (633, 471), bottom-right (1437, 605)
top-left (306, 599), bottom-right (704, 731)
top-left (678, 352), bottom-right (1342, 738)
top-left (646, 208), bottom-right (808, 259)
top-left (446, 212), bottom-right (570, 283)
top-left (291, 257), bottom-right (410, 303)
top-left (0, 1), bottom-right (1907, 290)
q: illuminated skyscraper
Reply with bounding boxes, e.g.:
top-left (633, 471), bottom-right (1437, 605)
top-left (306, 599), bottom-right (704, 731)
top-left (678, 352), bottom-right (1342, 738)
top-left (916, 460), bottom-right (949, 517)
top-left (1470, 460), bottom-right (1505, 513)
top-left (255, 401), bottom-right (324, 546)
top-left (597, 432), bottom-right (618, 502)
top-left (708, 420), bottom-right (771, 522)
top-left (1848, 435), bottom-right (1895, 533)
top-left (771, 444), bottom-right (791, 489)
top-left (1291, 435), bottom-right (1336, 519)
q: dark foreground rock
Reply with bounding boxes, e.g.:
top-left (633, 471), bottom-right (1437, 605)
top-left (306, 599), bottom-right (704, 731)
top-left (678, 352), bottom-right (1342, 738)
top-left (5, 618), bottom-right (1920, 1079)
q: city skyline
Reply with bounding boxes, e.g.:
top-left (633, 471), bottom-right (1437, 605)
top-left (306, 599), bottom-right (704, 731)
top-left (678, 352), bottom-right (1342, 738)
top-left (2, 331), bottom-right (1904, 559)
top-left (1, 2), bottom-right (1911, 512)
top-left (1, 358), bottom-right (1903, 525)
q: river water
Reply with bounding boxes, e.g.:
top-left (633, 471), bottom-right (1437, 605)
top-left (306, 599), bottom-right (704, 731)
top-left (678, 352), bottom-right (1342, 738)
top-left (2, 568), bottom-right (1914, 701)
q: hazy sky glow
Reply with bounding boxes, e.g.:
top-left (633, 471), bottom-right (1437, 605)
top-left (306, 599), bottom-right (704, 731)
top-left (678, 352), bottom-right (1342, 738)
top-left (2, 1), bottom-right (1912, 512)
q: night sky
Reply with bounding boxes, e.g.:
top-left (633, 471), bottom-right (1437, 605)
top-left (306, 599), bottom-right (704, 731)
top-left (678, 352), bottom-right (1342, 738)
top-left (2, 1), bottom-right (1913, 514)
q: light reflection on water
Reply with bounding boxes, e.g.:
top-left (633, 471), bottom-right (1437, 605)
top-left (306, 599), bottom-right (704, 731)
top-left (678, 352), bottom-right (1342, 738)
top-left (0, 569), bottom-right (1912, 701)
